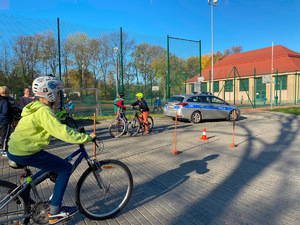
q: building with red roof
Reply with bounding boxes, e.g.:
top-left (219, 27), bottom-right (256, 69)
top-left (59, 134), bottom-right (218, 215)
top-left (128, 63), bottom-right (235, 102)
top-left (186, 45), bottom-right (300, 105)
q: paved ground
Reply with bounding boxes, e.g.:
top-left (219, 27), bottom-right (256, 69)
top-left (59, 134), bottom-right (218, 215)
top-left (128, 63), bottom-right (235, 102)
top-left (1, 111), bottom-right (300, 225)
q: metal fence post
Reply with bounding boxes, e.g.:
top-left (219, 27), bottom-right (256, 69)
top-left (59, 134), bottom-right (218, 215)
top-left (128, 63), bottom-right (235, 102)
top-left (57, 18), bottom-right (63, 111)
top-left (234, 66), bottom-right (236, 105)
top-left (120, 27), bottom-right (123, 93)
top-left (295, 70), bottom-right (297, 105)
top-left (167, 35), bottom-right (170, 100)
top-left (254, 68), bottom-right (256, 108)
top-left (276, 69), bottom-right (278, 106)
top-left (199, 40), bottom-right (202, 78)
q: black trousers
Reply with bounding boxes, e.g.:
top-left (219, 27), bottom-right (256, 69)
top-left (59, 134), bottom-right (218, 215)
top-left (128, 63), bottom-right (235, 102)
top-left (1, 124), bottom-right (12, 152)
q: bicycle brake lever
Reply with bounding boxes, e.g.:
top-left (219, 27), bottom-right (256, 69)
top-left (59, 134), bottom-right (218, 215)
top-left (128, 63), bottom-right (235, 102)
top-left (92, 138), bottom-right (99, 147)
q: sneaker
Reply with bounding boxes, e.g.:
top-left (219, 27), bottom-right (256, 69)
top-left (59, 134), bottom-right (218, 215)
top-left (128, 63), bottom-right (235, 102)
top-left (1, 151), bottom-right (7, 157)
top-left (48, 206), bottom-right (78, 224)
top-left (143, 131), bottom-right (149, 135)
top-left (139, 129), bottom-right (143, 133)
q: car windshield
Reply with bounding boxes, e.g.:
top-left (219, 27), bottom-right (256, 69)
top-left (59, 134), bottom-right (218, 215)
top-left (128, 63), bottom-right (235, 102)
top-left (168, 96), bottom-right (184, 102)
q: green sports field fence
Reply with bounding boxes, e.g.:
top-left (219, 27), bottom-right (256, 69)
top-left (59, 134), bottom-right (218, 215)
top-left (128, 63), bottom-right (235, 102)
top-left (1, 14), bottom-right (299, 117)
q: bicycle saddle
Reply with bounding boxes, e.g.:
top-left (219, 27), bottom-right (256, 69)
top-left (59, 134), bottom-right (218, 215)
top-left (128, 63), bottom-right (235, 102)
top-left (8, 159), bottom-right (26, 169)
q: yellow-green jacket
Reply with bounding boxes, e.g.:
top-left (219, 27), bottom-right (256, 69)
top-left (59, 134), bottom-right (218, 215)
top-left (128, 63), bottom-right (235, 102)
top-left (8, 101), bottom-right (93, 156)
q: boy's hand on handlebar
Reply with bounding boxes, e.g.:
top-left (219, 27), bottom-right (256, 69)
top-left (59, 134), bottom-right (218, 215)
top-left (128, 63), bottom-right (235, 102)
top-left (90, 132), bottom-right (97, 139)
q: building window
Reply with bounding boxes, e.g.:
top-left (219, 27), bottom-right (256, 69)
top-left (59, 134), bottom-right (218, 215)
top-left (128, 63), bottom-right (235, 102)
top-left (213, 81), bottom-right (219, 93)
top-left (201, 82), bottom-right (207, 92)
top-left (191, 83), bottom-right (195, 93)
top-left (225, 80), bottom-right (233, 92)
top-left (277, 75), bottom-right (287, 90)
top-left (255, 77), bottom-right (266, 100)
top-left (239, 78), bottom-right (249, 91)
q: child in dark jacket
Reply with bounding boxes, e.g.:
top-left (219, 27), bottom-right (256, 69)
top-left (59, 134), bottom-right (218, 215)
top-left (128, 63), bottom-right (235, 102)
top-left (131, 93), bottom-right (150, 135)
top-left (0, 86), bottom-right (14, 156)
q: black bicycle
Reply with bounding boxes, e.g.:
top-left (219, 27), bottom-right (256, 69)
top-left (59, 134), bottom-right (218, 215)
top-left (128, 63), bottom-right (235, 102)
top-left (0, 128), bottom-right (133, 224)
top-left (132, 107), bottom-right (154, 133)
top-left (109, 109), bottom-right (141, 138)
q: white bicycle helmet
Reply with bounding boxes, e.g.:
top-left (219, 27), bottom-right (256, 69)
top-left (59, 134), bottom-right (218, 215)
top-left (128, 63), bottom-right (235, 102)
top-left (32, 75), bottom-right (63, 102)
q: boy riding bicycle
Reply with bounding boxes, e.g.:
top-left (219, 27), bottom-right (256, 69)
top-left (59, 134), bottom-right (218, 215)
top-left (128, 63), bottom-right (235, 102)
top-left (131, 93), bottom-right (150, 135)
top-left (7, 75), bottom-right (97, 224)
top-left (114, 93), bottom-right (128, 133)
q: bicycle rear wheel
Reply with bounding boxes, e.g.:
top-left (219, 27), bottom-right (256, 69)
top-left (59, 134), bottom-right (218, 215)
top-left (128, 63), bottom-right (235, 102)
top-left (128, 117), bottom-right (140, 137)
top-left (0, 180), bottom-right (30, 224)
top-left (75, 159), bottom-right (133, 220)
top-left (147, 116), bottom-right (154, 132)
top-left (109, 118), bottom-right (126, 138)
top-left (65, 116), bottom-right (78, 129)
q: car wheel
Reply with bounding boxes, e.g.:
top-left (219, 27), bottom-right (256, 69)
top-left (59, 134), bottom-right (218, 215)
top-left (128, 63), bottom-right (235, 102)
top-left (228, 110), bottom-right (238, 121)
top-left (191, 111), bottom-right (201, 124)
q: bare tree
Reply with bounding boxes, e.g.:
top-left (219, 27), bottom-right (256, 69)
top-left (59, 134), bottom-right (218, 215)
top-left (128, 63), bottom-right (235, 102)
top-left (66, 32), bottom-right (93, 95)
top-left (223, 45), bottom-right (243, 56)
top-left (12, 34), bottom-right (40, 86)
top-left (109, 32), bottom-right (136, 92)
top-left (97, 34), bottom-right (112, 98)
top-left (37, 30), bottom-right (58, 76)
top-left (88, 37), bottom-right (101, 88)
top-left (61, 38), bottom-right (73, 87)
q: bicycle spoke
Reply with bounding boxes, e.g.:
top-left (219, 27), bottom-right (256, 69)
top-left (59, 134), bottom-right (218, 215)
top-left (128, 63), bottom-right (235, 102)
top-left (109, 118), bottom-right (125, 138)
top-left (76, 160), bottom-right (133, 220)
top-left (0, 180), bottom-right (29, 224)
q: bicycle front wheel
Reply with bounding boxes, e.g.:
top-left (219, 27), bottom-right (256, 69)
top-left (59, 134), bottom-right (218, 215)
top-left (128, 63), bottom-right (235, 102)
top-left (65, 116), bottom-right (78, 129)
top-left (75, 160), bottom-right (133, 220)
top-left (0, 180), bottom-right (30, 224)
top-left (128, 117), bottom-right (140, 137)
top-left (109, 118), bottom-right (126, 138)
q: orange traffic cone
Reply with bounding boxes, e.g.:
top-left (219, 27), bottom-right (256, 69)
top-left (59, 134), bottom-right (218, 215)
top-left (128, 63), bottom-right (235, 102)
top-left (200, 128), bottom-right (209, 140)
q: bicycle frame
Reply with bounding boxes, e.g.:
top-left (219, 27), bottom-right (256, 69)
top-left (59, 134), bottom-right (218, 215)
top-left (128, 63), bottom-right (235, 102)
top-left (55, 109), bottom-right (67, 120)
top-left (116, 110), bottom-right (128, 129)
top-left (0, 144), bottom-right (106, 224)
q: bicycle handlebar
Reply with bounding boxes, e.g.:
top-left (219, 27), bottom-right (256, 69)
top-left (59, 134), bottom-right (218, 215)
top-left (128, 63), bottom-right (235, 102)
top-left (77, 127), bottom-right (100, 148)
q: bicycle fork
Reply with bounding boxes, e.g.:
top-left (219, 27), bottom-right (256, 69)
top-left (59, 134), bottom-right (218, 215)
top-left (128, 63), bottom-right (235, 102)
top-left (89, 160), bottom-right (109, 193)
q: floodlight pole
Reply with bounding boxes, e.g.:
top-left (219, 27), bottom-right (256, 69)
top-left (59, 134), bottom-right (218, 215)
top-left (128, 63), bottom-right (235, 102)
top-left (271, 42), bottom-right (273, 110)
top-left (208, 0), bottom-right (218, 95)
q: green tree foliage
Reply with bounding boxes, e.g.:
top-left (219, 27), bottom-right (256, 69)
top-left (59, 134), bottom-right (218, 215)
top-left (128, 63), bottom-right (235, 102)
top-left (0, 28), bottom-right (243, 101)
top-left (184, 55), bottom-right (200, 78)
top-left (200, 45), bottom-right (243, 71)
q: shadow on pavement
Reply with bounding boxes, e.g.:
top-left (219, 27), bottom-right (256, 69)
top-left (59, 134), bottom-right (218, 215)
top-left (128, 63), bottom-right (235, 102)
top-left (129, 154), bottom-right (219, 209)
top-left (170, 114), bottom-right (300, 224)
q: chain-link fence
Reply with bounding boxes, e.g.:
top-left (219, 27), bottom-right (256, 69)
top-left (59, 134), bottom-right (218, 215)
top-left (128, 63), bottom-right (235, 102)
top-left (0, 14), bottom-right (205, 116)
top-left (207, 67), bottom-right (300, 108)
top-left (1, 14), bottom-right (299, 117)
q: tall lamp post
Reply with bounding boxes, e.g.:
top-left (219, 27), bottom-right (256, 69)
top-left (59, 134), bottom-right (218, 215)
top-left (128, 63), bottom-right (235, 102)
top-left (208, 0), bottom-right (218, 95)
top-left (113, 47), bottom-right (119, 97)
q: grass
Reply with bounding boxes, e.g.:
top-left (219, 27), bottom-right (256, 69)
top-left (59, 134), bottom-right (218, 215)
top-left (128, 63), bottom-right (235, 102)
top-left (74, 111), bottom-right (166, 123)
top-left (267, 107), bottom-right (300, 115)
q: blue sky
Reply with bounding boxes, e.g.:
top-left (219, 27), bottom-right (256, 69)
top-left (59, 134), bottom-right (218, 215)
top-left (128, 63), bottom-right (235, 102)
top-left (0, 0), bottom-right (299, 56)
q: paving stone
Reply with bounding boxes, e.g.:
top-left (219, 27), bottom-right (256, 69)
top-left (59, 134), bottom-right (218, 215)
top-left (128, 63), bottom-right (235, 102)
top-left (2, 114), bottom-right (300, 225)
